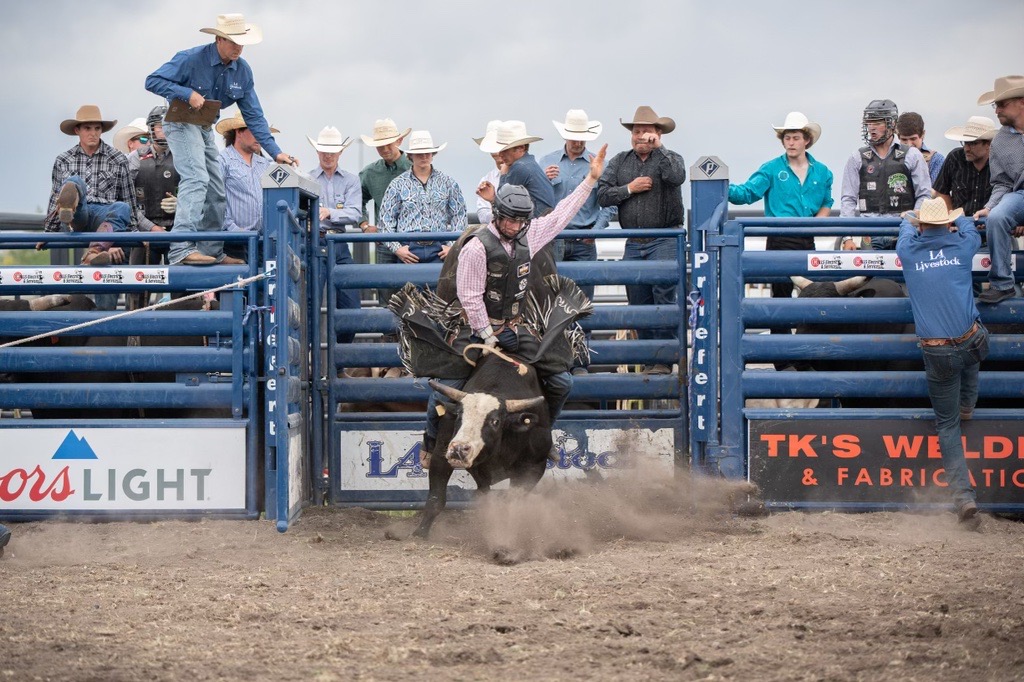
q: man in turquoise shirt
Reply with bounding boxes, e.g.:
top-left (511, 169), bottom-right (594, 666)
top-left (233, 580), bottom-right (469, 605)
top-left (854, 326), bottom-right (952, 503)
top-left (729, 111), bottom-right (834, 303)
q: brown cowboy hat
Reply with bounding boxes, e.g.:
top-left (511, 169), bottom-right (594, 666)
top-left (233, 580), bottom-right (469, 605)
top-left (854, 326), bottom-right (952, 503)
top-left (60, 105), bottom-right (117, 136)
top-left (620, 105), bottom-right (676, 134)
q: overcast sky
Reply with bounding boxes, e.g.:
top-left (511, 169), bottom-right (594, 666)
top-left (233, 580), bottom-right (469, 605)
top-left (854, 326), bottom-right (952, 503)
top-left (2, 0), bottom-right (1022, 217)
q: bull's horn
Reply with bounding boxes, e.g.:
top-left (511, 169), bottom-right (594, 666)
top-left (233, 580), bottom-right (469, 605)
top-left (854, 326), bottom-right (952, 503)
top-left (428, 380), bottom-right (467, 403)
top-left (505, 396), bottom-right (546, 413)
top-left (790, 276), bottom-right (813, 291)
top-left (834, 276), bottom-right (868, 296)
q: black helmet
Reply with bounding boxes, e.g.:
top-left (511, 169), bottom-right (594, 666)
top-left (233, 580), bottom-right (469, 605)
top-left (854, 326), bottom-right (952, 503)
top-left (493, 184), bottom-right (533, 221)
top-left (147, 105), bottom-right (167, 131)
top-left (862, 99), bottom-right (898, 123)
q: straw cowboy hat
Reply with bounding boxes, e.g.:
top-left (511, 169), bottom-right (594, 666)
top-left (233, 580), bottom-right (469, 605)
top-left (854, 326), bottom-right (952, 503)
top-left (944, 115), bottom-right (998, 142)
top-left (473, 120), bottom-right (502, 148)
top-left (479, 120), bottom-right (542, 153)
top-left (620, 106), bottom-right (676, 134)
top-left (307, 126), bottom-right (353, 154)
top-left (113, 117), bottom-right (148, 153)
top-left (553, 109), bottom-right (602, 141)
top-left (977, 75), bottom-right (1024, 106)
top-left (200, 13), bottom-right (263, 45)
top-left (404, 130), bottom-right (447, 154)
top-left (911, 197), bottom-right (964, 226)
top-left (214, 111), bottom-right (279, 135)
top-left (772, 111), bottom-right (822, 148)
top-left (60, 105), bottom-right (116, 136)
top-left (360, 118), bottom-right (412, 147)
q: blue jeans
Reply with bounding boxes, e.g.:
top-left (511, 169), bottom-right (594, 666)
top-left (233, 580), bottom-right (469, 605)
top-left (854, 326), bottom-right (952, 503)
top-left (62, 176), bottom-right (132, 233)
top-left (163, 121), bottom-right (226, 264)
top-left (985, 190), bottom-right (1024, 291)
top-left (425, 371), bottom-right (572, 439)
top-left (559, 236), bottom-right (597, 300)
top-left (921, 324), bottom-right (988, 510)
top-left (870, 236), bottom-right (897, 251)
top-left (623, 237), bottom-right (677, 341)
top-left (333, 243), bottom-right (360, 345)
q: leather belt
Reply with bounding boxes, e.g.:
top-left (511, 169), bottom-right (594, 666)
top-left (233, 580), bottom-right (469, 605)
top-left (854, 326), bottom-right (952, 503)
top-left (920, 321), bottom-right (980, 347)
top-left (411, 241), bottom-right (436, 246)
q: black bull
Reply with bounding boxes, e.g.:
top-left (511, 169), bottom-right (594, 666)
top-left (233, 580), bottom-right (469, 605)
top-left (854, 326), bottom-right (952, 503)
top-left (1, 294), bottom-right (228, 419)
top-left (415, 352), bottom-right (552, 538)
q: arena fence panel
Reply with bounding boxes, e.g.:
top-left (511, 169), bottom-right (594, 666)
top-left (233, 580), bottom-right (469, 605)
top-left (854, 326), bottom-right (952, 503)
top-left (690, 159), bottom-right (1024, 514)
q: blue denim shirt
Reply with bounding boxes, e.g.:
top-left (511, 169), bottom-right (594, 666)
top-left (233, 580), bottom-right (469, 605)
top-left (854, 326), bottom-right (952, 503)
top-left (500, 153), bottom-right (555, 217)
top-left (538, 146), bottom-right (614, 228)
top-left (145, 43), bottom-right (282, 159)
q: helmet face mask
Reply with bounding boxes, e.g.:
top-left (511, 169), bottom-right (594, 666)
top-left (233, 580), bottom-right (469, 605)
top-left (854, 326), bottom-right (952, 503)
top-left (147, 105), bottom-right (168, 149)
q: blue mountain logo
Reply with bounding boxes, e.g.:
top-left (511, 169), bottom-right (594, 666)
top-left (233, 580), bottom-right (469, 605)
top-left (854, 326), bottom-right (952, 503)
top-left (52, 430), bottom-right (98, 460)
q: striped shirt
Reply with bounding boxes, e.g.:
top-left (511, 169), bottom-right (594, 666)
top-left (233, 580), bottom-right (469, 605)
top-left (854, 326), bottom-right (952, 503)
top-left (457, 177), bottom-right (594, 333)
top-left (45, 141), bottom-right (139, 231)
top-left (986, 125), bottom-right (1024, 209)
top-left (379, 168), bottom-right (468, 253)
top-left (220, 146), bottom-right (269, 232)
top-left (932, 147), bottom-right (990, 216)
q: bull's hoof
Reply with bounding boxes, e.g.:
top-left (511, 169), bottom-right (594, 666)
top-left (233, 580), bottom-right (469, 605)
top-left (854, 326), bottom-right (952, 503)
top-left (411, 526), bottom-right (430, 540)
top-left (548, 547), bottom-right (579, 560)
top-left (735, 500), bottom-right (769, 517)
top-left (491, 547), bottom-right (522, 566)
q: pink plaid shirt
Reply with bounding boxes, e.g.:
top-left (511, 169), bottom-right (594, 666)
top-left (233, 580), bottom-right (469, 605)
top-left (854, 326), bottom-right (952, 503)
top-left (456, 177), bottom-right (595, 333)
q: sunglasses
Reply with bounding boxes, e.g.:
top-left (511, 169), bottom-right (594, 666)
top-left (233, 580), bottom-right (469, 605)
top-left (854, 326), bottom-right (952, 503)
top-left (960, 139), bottom-right (988, 147)
top-left (992, 98), bottom-right (1021, 110)
top-left (134, 135), bottom-right (150, 143)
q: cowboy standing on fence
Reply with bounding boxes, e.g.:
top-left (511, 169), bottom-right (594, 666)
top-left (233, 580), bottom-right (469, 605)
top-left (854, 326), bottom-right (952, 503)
top-left (897, 197), bottom-right (987, 530)
top-left (145, 13), bottom-right (297, 265)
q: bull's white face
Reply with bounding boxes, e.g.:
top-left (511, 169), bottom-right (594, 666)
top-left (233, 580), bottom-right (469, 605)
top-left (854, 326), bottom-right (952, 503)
top-left (446, 394), bottom-right (501, 469)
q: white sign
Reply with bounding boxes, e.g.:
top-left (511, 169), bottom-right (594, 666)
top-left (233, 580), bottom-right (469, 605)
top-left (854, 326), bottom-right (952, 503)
top-left (339, 427), bottom-right (675, 493)
top-left (0, 267), bottom-right (169, 287)
top-left (0, 427), bottom-right (246, 511)
top-left (805, 253), bottom-right (1008, 273)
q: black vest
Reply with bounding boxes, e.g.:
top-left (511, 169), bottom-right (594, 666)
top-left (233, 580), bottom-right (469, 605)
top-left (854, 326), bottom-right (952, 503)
top-left (858, 145), bottom-right (915, 214)
top-left (473, 229), bottom-right (532, 322)
top-left (135, 150), bottom-right (180, 228)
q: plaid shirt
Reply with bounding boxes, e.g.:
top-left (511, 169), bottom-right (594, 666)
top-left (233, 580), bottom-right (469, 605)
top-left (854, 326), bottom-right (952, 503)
top-left (45, 141), bottom-right (139, 231)
top-left (456, 177), bottom-right (594, 333)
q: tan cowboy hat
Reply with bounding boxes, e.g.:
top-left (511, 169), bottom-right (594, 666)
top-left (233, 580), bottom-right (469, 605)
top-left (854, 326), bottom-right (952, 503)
top-left (479, 120), bottom-right (542, 153)
top-left (60, 105), bottom-right (116, 136)
top-left (307, 126), bottom-right (352, 154)
top-left (200, 13), bottom-right (263, 46)
top-left (553, 109), bottom-right (602, 141)
top-left (113, 117), bottom-right (148, 153)
top-left (360, 118), bottom-right (412, 147)
top-left (473, 119), bottom-right (502, 148)
top-left (214, 111), bottom-right (279, 135)
top-left (911, 197), bottom-right (965, 226)
top-left (772, 111), bottom-right (821, 148)
top-left (620, 105), bottom-right (676, 134)
top-left (977, 75), bottom-right (1024, 106)
top-left (404, 130), bottom-right (447, 154)
top-left (945, 115), bottom-right (998, 142)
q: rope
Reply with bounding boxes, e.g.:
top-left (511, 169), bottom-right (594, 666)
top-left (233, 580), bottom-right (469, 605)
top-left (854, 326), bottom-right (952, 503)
top-left (462, 343), bottom-right (529, 376)
top-left (0, 271), bottom-right (271, 349)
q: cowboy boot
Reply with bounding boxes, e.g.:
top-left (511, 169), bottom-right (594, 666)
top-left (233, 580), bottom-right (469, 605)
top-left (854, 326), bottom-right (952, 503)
top-left (56, 182), bottom-right (79, 226)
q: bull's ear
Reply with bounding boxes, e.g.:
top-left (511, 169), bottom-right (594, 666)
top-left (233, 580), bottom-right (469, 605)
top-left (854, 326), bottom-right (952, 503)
top-left (506, 412), bottom-right (539, 432)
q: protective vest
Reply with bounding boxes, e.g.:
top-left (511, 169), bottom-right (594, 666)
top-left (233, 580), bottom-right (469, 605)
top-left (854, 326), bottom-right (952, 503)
top-left (473, 228), bottom-right (532, 322)
top-left (135, 150), bottom-right (180, 228)
top-left (858, 145), bottom-right (915, 214)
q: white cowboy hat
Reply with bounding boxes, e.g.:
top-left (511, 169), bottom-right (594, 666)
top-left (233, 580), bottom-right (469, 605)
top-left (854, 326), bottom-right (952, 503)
top-left (113, 117), bottom-right (148, 153)
top-left (912, 197), bottom-right (965, 226)
top-left (214, 111), bottom-right (279, 135)
top-left (945, 115), bottom-right (998, 142)
top-left (772, 111), bottom-right (822, 148)
top-left (200, 14), bottom-right (263, 46)
top-left (479, 120), bottom-right (542, 153)
top-left (473, 120), bottom-right (502, 148)
top-left (977, 75), bottom-right (1024, 106)
top-left (404, 130), bottom-right (446, 154)
top-left (360, 118), bottom-right (412, 147)
top-left (60, 104), bottom-right (116, 136)
top-left (620, 105), bottom-right (676, 134)
top-left (553, 109), bottom-right (602, 141)
top-left (307, 126), bottom-right (353, 153)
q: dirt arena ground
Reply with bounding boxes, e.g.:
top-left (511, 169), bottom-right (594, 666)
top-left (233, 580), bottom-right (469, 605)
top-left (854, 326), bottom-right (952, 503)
top-left (3, 473), bottom-right (1023, 682)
